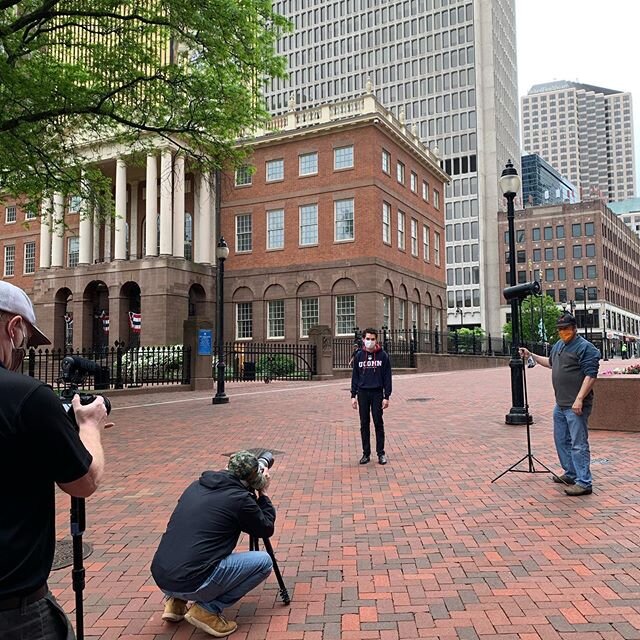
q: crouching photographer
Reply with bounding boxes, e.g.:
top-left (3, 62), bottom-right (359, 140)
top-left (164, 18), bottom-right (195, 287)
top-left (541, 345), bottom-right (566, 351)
top-left (151, 451), bottom-right (276, 637)
top-left (0, 281), bottom-right (109, 640)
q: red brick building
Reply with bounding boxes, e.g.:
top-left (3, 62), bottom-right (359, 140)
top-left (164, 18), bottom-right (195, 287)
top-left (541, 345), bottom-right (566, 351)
top-left (1, 93), bottom-right (447, 348)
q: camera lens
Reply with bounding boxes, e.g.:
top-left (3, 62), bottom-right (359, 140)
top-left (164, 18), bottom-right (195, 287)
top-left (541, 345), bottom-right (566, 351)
top-left (257, 451), bottom-right (274, 470)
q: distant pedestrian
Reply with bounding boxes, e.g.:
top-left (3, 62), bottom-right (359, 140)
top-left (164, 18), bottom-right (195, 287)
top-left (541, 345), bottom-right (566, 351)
top-left (350, 328), bottom-right (392, 465)
top-left (520, 312), bottom-right (600, 496)
top-left (621, 342), bottom-right (628, 360)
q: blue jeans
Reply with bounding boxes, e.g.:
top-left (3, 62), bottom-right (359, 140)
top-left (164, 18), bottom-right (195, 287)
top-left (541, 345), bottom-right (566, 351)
top-left (553, 404), bottom-right (592, 488)
top-left (0, 592), bottom-right (75, 640)
top-left (163, 551), bottom-right (272, 614)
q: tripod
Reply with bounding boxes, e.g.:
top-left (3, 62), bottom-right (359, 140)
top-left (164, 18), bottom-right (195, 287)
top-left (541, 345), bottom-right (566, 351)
top-left (492, 304), bottom-right (561, 483)
top-left (70, 497), bottom-right (87, 640)
top-left (248, 535), bottom-right (290, 605)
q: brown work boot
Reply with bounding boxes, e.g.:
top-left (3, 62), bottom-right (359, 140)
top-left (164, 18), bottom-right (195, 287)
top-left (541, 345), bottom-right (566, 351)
top-left (162, 597), bottom-right (188, 622)
top-left (564, 483), bottom-right (593, 496)
top-left (185, 604), bottom-right (238, 637)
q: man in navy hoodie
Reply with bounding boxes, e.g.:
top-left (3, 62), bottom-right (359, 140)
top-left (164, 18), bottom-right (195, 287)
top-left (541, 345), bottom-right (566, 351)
top-left (151, 451), bottom-right (275, 637)
top-left (351, 328), bottom-right (393, 465)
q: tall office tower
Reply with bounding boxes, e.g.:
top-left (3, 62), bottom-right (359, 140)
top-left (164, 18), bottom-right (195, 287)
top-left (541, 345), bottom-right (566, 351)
top-left (265, 0), bottom-right (520, 336)
top-left (522, 81), bottom-right (636, 203)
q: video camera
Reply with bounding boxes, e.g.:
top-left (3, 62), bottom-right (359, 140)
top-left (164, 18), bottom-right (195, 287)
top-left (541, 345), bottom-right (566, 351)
top-left (503, 280), bottom-right (541, 302)
top-left (59, 355), bottom-right (112, 429)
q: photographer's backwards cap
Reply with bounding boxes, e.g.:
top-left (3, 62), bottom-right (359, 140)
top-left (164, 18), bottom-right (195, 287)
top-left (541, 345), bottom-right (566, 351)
top-left (556, 311), bottom-right (577, 328)
top-left (227, 450), bottom-right (268, 491)
top-left (0, 281), bottom-right (51, 346)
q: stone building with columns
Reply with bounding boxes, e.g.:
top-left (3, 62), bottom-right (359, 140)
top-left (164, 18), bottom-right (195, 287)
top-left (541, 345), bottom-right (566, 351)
top-left (1, 93), bottom-right (448, 349)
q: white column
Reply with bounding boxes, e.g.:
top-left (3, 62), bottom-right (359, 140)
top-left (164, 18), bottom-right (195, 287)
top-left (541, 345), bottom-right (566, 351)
top-left (198, 172), bottom-right (212, 265)
top-left (93, 207), bottom-right (101, 263)
top-left (145, 152), bottom-right (158, 257)
top-left (51, 193), bottom-right (65, 267)
top-left (78, 196), bottom-right (93, 266)
top-left (130, 181), bottom-right (139, 259)
top-left (159, 148), bottom-right (173, 255)
top-left (193, 175), bottom-right (201, 263)
top-left (39, 196), bottom-right (52, 269)
top-left (114, 157), bottom-right (127, 260)
top-left (104, 214), bottom-right (112, 262)
top-left (172, 154), bottom-right (185, 258)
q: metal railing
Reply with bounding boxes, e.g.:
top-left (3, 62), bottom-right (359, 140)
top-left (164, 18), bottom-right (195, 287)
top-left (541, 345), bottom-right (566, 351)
top-left (214, 342), bottom-right (316, 382)
top-left (22, 344), bottom-right (191, 389)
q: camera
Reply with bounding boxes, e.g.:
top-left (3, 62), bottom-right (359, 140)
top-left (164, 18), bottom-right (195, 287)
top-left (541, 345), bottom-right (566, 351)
top-left (503, 280), bottom-right (541, 302)
top-left (257, 451), bottom-right (274, 473)
top-left (59, 355), bottom-right (112, 428)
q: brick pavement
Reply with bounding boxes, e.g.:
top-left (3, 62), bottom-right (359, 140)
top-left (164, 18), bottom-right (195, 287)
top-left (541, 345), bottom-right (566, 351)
top-left (47, 359), bottom-right (640, 640)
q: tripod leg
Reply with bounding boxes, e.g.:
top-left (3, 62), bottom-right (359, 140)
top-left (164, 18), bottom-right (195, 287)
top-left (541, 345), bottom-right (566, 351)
top-left (491, 454), bottom-right (529, 482)
top-left (260, 537), bottom-right (291, 605)
top-left (70, 497), bottom-right (86, 640)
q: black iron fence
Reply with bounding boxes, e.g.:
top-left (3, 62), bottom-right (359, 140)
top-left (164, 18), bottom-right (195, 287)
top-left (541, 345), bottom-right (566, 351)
top-left (22, 344), bottom-right (191, 389)
top-left (214, 342), bottom-right (316, 382)
top-left (333, 328), bottom-right (514, 368)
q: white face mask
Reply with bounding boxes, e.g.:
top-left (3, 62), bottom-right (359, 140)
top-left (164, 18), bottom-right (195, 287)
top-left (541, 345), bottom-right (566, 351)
top-left (7, 321), bottom-right (28, 372)
top-left (364, 338), bottom-right (376, 349)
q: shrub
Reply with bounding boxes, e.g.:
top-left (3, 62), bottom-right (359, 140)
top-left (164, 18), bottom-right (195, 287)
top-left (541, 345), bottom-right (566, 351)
top-left (255, 354), bottom-right (297, 377)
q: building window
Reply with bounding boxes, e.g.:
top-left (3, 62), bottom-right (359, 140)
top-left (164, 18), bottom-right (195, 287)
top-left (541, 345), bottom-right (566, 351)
top-left (299, 152), bottom-right (318, 176)
top-left (585, 243), bottom-right (596, 257)
top-left (300, 204), bottom-right (318, 245)
top-left (545, 268), bottom-right (554, 281)
top-left (517, 250), bottom-right (526, 263)
top-left (236, 302), bottom-right (253, 339)
top-left (235, 214), bottom-right (252, 252)
top-left (25, 207), bottom-right (36, 221)
top-left (587, 264), bottom-right (597, 278)
top-left (382, 202), bottom-right (391, 244)
top-left (587, 287), bottom-right (597, 301)
top-left (334, 198), bottom-right (354, 241)
top-left (267, 300), bottom-right (285, 339)
top-left (546, 289), bottom-right (556, 301)
top-left (557, 246), bottom-right (565, 260)
top-left (382, 149), bottom-right (391, 174)
top-left (185, 213), bottom-right (193, 260)
top-left (574, 265), bottom-right (583, 279)
top-left (533, 248), bottom-right (541, 261)
top-left (334, 145), bottom-right (354, 170)
top-left (585, 222), bottom-right (595, 236)
top-left (433, 189), bottom-right (440, 209)
top-left (410, 219), bottom-right (418, 256)
top-left (558, 289), bottom-right (567, 303)
top-left (422, 181), bottom-right (429, 201)
top-left (266, 158), bottom-right (284, 182)
top-left (267, 209), bottom-right (284, 250)
top-left (4, 245), bottom-right (15, 276)
top-left (571, 223), bottom-right (581, 237)
top-left (23, 241), bottom-right (36, 274)
top-left (573, 245), bottom-right (582, 259)
top-left (300, 297), bottom-right (319, 338)
top-left (556, 224), bottom-right (565, 238)
top-left (423, 225), bottom-right (430, 261)
top-left (235, 165), bottom-right (252, 186)
top-left (516, 229), bottom-right (525, 243)
top-left (557, 267), bottom-right (566, 281)
top-left (411, 301), bottom-right (418, 328)
top-left (68, 195), bottom-right (82, 213)
top-left (396, 161), bottom-right (405, 184)
top-left (575, 287), bottom-right (585, 301)
top-left (397, 211), bottom-right (405, 249)
top-left (544, 248), bottom-right (553, 261)
top-left (335, 295), bottom-right (355, 336)
top-left (544, 226), bottom-right (553, 240)
top-left (517, 270), bottom-right (527, 284)
top-left (410, 171), bottom-right (418, 193)
top-left (398, 299), bottom-right (406, 330)
top-left (383, 296), bottom-right (391, 329)
top-left (532, 227), bottom-right (541, 241)
top-left (67, 237), bottom-right (79, 268)
top-left (5, 206), bottom-right (16, 223)
top-left (434, 231), bottom-right (441, 266)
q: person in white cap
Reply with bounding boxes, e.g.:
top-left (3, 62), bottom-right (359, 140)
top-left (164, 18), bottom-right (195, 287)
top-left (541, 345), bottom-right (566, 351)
top-left (0, 281), bottom-right (109, 640)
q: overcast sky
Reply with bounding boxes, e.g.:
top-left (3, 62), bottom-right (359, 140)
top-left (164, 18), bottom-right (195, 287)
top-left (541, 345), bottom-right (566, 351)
top-left (516, 0), bottom-right (640, 193)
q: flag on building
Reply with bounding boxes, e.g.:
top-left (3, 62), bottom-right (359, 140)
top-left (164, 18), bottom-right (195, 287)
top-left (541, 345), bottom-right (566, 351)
top-left (128, 311), bottom-right (142, 333)
top-left (64, 313), bottom-right (73, 328)
top-left (97, 309), bottom-right (109, 333)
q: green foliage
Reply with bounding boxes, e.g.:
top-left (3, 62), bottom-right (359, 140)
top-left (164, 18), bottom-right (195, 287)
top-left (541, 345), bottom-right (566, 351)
top-left (503, 295), bottom-right (562, 344)
top-left (455, 327), bottom-right (485, 353)
top-left (0, 0), bottom-right (291, 213)
top-left (121, 345), bottom-right (184, 378)
top-left (256, 354), bottom-right (296, 377)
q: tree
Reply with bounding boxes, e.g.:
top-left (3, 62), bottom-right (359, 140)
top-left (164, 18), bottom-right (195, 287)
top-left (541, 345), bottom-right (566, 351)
top-left (0, 0), bottom-right (290, 213)
top-left (502, 295), bottom-right (562, 345)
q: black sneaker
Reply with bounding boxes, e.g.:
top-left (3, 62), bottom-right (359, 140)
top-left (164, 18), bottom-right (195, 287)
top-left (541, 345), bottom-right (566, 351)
top-left (359, 455), bottom-right (370, 464)
top-left (378, 454), bottom-right (388, 465)
top-left (552, 474), bottom-right (575, 485)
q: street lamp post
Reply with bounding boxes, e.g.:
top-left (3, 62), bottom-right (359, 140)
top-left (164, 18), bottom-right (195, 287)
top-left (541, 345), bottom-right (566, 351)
top-left (602, 310), bottom-right (609, 361)
top-left (212, 236), bottom-right (230, 405)
top-left (582, 284), bottom-right (588, 342)
top-left (456, 306), bottom-right (463, 329)
top-left (500, 160), bottom-right (528, 426)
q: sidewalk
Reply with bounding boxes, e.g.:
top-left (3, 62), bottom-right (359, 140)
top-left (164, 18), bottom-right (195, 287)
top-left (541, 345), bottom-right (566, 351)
top-left (49, 361), bottom-right (640, 639)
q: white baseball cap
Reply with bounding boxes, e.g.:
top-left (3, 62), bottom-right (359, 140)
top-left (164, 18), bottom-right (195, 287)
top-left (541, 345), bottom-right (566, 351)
top-left (0, 281), bottom-right (51, 347)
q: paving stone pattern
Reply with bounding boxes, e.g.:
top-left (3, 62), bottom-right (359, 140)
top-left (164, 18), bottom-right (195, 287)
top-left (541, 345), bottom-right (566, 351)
top-left (48, 360), bottom-right (640, 639)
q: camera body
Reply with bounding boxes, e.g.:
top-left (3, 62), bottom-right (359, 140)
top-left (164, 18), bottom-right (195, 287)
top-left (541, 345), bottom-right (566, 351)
top-left (59, 355), bottom-right (112, 429)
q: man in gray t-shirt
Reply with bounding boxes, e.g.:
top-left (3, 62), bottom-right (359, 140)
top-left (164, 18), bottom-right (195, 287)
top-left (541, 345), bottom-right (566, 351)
top-left (520, 312), bottom-right (600, 496)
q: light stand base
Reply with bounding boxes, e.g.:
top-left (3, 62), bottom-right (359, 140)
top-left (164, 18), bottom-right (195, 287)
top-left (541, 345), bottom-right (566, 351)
top-left (492, 453), bottom-right (561, 483)
top-left (505, 409), bottom-right (533, 425)
top-left (212, 395), bottom-right (229, 405)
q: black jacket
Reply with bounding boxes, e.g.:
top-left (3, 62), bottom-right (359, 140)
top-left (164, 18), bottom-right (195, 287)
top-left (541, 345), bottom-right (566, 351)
top-left (151, 470), bottom-right (276, 593)
top-left (350, 345), bottom-right (392, 399)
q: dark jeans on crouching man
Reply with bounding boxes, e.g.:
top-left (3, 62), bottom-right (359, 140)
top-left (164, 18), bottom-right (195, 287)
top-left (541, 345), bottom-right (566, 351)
top-left (358, 388), bottom-right (385, 457)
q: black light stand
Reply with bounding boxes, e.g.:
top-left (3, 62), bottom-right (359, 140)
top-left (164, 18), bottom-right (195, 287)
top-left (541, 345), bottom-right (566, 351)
top-left (492, 296), bottom-right (561, 483)
top-left (248, 534), bottom-right (291, 605)
top-left (70, 498), bottom-right (87, 640)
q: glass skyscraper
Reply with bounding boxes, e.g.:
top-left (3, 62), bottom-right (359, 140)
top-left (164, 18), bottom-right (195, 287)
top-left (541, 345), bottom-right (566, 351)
top-left (265, 0), bottom-right (520, 335)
